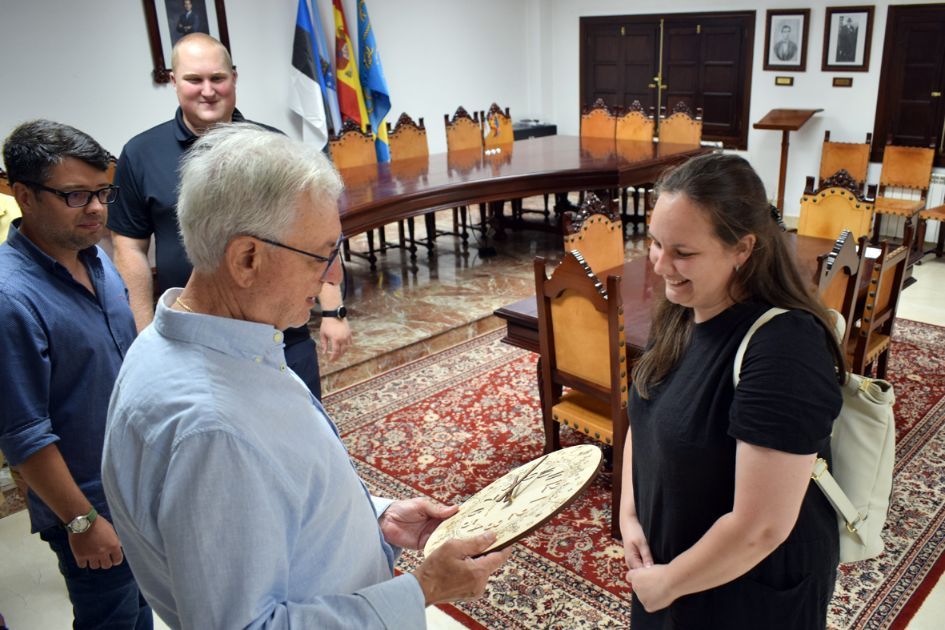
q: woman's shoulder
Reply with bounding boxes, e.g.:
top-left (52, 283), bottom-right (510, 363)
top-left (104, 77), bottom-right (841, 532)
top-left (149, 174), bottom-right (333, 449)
top-left (745, 306), bottom-right (835, 364)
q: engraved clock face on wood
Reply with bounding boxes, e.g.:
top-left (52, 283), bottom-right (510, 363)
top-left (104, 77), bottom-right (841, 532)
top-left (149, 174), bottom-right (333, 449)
top-left (423, 444), bottom-right (603, 556)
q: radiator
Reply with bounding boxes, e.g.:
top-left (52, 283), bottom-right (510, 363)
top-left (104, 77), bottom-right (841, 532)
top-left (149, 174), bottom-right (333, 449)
top-left (926, 172), bottom-right (945, 243)
top-left (879, 172), bottom-right (945, 243)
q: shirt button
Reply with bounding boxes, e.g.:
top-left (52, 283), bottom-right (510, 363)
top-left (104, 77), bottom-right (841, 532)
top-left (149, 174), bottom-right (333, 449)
top-left (280, 364), bottom-right (287, 372)
top-left (273, 332), bottom-right (283, 343)
top-left (254, 356), bottom-right (262, 363)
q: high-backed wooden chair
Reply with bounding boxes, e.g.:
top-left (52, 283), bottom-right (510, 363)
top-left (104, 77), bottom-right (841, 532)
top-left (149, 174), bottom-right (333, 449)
top-left (872, 143), bottom-right (935, 256)
top-left (616, 100), bottom-right (656, 235)
top-left (581, 98), bottom-right (617, 139)
top-left (445, 106), bottom-right (482, 152)
top-left (443, 106), bottom-right (484, 244)
top-left (616, 100), bottom-right (655, 143)
top-left (815, 230), bottom-right (867, 349)
top-left (481, 103), bottom-right (525, 231)
top-left (328, 119), bottom-right (376, 169)
top-left (798, 171), bottom-right (876, 241)
top-left (819, 130), bottom-right (871, 190)
top-left (657, 102), bottom-right (703, 145)
top-left (481, 102), bottom-right (514, 150)
top-left (329, 120), bottom-right (384, 269)
top-left (846, 241), bottom-right (909, 379)
top-left (535, 251), bottom-right (628, 538)
top-left (384, 113), bottom-right (433, 259)
top-left (562, 192), bottom-right (624, 274)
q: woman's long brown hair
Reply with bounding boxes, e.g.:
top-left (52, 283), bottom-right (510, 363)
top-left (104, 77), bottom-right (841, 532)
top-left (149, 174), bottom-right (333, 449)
top-left (632, 153), bottom-right (846, 398)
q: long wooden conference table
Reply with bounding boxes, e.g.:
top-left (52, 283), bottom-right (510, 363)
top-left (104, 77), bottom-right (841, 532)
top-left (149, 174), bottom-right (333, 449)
top-left (494, 233), bottom-right (841, 357)
top-left (337, 135), bottom-right (711, 237)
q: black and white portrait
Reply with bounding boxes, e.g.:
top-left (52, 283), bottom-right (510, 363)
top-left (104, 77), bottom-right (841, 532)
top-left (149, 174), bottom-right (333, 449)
top-left (829, 13), bottom-right (865, 64)
top-left (772, 18), bottom-right (800, 63)
top-left (823, 7), bottom-right (874, 71)
top-left (764, 10), bottom-right (809, 72)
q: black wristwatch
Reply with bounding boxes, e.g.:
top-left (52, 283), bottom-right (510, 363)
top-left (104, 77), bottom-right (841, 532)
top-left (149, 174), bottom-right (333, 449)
top-left (321, 305), bottom-right (347, 319)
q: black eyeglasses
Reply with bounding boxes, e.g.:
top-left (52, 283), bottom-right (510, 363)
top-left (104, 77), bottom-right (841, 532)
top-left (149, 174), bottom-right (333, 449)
top-left (253, 233), bottom-right (344, 281)
top-left (23, 181), bottom-right (119, 208)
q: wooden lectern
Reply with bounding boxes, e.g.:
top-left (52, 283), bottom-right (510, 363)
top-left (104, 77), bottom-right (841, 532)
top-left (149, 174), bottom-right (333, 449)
top-left (753, 109), bottom-right (823, 215)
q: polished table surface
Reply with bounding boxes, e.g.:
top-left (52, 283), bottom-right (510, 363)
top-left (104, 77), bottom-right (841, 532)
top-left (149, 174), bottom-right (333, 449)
top-left (337, 135), bottom-right (711, 236)
top-left (494, 233), bottom-right (840, 356)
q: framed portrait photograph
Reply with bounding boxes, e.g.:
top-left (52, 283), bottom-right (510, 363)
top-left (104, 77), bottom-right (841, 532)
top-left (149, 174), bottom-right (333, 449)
top-left (764, 9), bottom-right (810, 72)
top-left (822, 6), bottom-right (874, 72)
top-left (143, 0), bottom-right (231, 83)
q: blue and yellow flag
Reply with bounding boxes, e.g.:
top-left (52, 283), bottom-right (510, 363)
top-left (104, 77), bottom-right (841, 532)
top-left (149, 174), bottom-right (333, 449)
top-left (357, 0), bottom-right (391, 162)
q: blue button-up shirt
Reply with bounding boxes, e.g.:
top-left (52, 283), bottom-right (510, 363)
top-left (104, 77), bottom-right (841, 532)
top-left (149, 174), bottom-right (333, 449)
top-left (0, 220), bottom-right (137, 532)
top-left (103, 289), bottom-right (426, 629)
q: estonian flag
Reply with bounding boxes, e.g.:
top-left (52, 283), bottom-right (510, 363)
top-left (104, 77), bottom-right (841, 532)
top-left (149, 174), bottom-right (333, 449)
top-left (357, 0), bottom-right (391, 162)
top-left (290, 0), bottom-right (328, 148)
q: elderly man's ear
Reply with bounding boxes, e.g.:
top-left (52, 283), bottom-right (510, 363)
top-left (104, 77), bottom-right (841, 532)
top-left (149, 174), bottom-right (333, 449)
top-left (225, 236), bottom-right (263, 288)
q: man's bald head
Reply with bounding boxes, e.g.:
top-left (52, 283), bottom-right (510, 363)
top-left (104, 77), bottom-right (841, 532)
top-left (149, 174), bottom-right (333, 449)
top-left (171, 33), bottom-right (233, 74)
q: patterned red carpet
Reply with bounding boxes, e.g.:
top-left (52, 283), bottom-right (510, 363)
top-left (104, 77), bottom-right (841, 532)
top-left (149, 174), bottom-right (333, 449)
top-left (328, 318), bottom-right (945, 629)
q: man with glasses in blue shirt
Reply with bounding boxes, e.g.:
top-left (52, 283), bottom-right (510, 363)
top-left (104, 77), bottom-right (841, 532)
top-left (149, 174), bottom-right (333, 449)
top-left (0, 120), bottom-right (152, 628)
top-left (103, 124), bottom-right (510, 628)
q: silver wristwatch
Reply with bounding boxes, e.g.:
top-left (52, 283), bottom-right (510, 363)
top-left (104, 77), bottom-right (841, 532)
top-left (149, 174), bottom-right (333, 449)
top-left (65, 507), bottom-right (98, 534)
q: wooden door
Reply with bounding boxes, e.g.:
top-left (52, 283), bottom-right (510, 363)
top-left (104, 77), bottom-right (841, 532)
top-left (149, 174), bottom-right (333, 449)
top-left (581, 12), bottom-right (754, 150)
top-left (872, 4), bottom-right (945, 166)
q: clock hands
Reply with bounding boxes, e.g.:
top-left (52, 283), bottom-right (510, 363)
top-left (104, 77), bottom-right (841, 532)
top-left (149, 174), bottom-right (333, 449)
top-left (496, 454), bottom-right (549, 504)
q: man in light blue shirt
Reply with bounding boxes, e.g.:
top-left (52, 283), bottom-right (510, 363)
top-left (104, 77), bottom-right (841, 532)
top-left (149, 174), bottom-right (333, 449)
top-left (102, 124), bottom-right (510, 628)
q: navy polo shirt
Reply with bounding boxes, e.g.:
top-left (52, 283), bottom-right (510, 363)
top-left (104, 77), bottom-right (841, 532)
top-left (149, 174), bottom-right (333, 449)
top-left (107, 109), bottom-right (312, 349)
top-left (0, 220), bottom-right (137, 532)
top-left (108, 107), bottom-right (281, 293)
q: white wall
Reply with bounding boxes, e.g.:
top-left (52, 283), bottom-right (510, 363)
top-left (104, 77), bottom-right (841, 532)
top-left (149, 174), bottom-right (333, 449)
top-left (543, 0), bottom-right (944, 217)
top-left (0, 0), bottom-right (531, 158)
top-left (0, 0), bottom-right (939, 218)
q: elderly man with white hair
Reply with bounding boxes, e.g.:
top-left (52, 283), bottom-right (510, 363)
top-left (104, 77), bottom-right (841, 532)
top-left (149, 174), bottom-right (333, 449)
top-left (102, 124), bottom-right (510, 629)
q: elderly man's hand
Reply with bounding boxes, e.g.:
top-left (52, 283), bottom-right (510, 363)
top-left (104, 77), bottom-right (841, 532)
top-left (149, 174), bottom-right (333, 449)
top-left (379, 498), bottom-right (458, 550)
top-left (319, 316), bottom-right (352, 361)
top-left (412, 532), bottom-right (512, 606)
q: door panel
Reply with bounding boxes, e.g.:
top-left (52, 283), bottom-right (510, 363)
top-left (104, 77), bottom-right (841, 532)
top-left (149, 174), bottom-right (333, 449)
top-left (580, 12), bottom-right (754, 149)
top-left (872, 5), bottom-right (945, 165)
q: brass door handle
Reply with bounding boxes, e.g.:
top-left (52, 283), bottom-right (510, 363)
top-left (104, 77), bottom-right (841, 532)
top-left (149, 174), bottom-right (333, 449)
top-left (932, 91), bottom-right (942, 98)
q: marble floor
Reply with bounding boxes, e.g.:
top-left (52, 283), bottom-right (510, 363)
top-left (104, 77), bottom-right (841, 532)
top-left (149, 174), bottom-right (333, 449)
top-left (2, 200), bottom-right (945, 628)
top-left (316, 202), bottom-right (649, 394)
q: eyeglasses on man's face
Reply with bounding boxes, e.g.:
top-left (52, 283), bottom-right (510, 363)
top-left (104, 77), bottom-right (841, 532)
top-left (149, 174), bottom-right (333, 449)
top-left (22, 181), bottom-right (120, 208)
top-left (252, 232), bottom-right (344, 281)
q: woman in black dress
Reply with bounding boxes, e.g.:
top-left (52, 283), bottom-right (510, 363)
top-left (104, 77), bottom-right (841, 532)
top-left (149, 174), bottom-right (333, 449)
top-left (620, 153), bottom-right (844, 629)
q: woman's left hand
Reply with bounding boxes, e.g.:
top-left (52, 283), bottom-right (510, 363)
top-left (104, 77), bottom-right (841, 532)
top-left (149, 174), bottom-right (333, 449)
top-left (627, 564), bottom-right (676, 612)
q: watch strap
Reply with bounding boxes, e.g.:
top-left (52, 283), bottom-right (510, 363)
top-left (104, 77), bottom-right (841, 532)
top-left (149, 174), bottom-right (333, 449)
top-left (321, 306), bottom-right (346, 319)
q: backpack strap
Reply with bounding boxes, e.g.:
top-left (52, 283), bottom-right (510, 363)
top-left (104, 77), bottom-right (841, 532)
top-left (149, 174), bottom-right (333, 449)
top-left (732, 307), bottom-right (866, 545)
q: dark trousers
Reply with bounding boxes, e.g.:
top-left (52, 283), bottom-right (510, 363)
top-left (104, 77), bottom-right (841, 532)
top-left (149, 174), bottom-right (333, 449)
top-left (284, 328), bottom-right (322, 399)
top-left (39, 526), bottom-right (153, 630)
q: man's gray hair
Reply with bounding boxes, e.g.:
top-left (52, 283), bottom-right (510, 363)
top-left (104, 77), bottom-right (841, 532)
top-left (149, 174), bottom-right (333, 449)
top-left (177, 124), bottom-right (343, 271)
